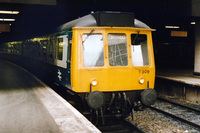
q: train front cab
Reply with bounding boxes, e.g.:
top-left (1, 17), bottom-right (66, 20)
top-left (71, 27), bottom-right (157, 112)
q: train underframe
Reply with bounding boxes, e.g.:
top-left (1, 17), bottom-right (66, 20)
top-left (75, 89), bottom-right (157, 125)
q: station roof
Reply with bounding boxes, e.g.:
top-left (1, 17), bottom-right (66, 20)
top-left (0, 0), bottom-right (199, 43)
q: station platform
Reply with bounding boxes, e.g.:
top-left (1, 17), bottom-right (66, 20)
top-left (0, 59), bottom-right (100, 133)
top-left (156, 68), bottom-right (200, 86)
top-left (156, 68), bottom-right (200, 104)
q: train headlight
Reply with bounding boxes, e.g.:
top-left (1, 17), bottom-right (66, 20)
top-left (91, 79), bottom-right (98, 86)
top-left (139, 77), bottom-right (145, 84)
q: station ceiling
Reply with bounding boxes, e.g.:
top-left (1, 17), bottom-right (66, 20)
top-left (0, 0), bottom-right (199, 44)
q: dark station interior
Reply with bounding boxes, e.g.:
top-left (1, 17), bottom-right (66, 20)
top-left (0, 0), bottom-right (198, 70)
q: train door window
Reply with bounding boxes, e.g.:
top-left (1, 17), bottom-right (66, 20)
top-left (82, 33), bottom-right (104, 67)
top-left (108, 33), bottom-right (128, 66)
top-left (56, 35), bottom-right (68, 68)
top-left (57, 38), bottom-right (63, 60)
top-left (131, 34), bottom-right (149, 66)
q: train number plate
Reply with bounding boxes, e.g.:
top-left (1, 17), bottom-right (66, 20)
top-left (139, 70), bottom-right (150, 74)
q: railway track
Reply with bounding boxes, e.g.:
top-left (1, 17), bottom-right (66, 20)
top-left (96, 116), bottom-right (145, 133)
top-left (149, 98), bottom-right (200, 132)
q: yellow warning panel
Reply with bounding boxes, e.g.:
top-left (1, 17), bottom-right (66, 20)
top-left (171, 31), bottom-right (187, 37)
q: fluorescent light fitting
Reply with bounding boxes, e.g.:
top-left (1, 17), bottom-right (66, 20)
top-left (191, 22), bottom-right (196, 25)
top-left (0, 18), bottom-right (15, 21)
top-left (0, 10), bottom-right (19, 14)
top-left (165, 26), bottom-right (180, 29)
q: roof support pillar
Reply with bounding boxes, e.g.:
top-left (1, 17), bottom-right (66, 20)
top-left (194, 21), bottom-right (200, 75)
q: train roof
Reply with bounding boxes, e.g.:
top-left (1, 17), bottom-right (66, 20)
top-left (58, 11), bottom-right (150, 31)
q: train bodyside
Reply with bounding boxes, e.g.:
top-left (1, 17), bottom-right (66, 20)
top-left (0, 31), bottom-right (73, 88)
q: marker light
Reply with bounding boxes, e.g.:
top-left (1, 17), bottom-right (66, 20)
top-left (139, 77), bottom-right (145, 84)
top-left (91, 79), bottom-right (98, 86)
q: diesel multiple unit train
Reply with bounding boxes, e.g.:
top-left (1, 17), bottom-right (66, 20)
top-left (0, 11), bottom-right (157, 119)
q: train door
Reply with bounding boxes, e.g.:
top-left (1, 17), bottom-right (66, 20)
top-left (54, 35), bottom-right (71, 87)
top-left (56, 35), bottom-right (68, 68)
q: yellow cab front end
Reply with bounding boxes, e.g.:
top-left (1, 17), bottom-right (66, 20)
top-left (71, 27), bottom-right (157, 110)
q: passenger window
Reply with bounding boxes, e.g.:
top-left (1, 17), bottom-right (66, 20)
top-left (108, 33), bottom-right (128, 66)
top-left (131, 34), bottom-right (149, 66)
top-left (57, 38), bottom-right (63, 60)
top-left (82, 33), bottom-right (104, 67)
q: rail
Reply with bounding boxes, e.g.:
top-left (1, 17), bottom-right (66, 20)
top-left (150, 98), bottom-right (200, 130)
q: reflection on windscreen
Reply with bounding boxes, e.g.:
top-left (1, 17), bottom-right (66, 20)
top-left (131, 34), bottom-right (149, 66)
top-left (82, 34), bottom-right (104, 67)
top-left (108, 33), bottom-right (128, 66)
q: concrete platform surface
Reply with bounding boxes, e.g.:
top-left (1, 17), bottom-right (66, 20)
top-left (0, 59), bottom-right (100, 133)
top-left (156, 68), bottom-right (200, 86)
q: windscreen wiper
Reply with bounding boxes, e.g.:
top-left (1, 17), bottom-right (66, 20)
top-left (82, 29), bottom-right (95, 44)
top-left (132, 30), bottom-right (140, 45)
